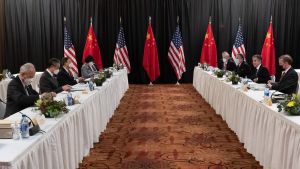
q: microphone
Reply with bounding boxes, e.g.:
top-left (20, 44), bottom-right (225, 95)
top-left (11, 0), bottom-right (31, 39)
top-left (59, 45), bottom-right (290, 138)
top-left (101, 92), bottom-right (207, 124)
top-left (18, 112), bottom-right (41, 136)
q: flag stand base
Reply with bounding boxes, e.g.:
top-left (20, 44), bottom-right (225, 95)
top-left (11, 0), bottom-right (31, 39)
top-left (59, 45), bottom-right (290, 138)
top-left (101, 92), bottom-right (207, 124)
top-left (149, 82), bottom-right (153, 86)
top-left (176, 81), bottom-right (180, 85)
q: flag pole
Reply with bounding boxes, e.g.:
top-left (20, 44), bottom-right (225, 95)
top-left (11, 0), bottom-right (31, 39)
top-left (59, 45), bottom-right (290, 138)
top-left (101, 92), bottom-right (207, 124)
top-left (149, 81), bottom-right (153, 86)
top-left (120, 17), bottom-right (122, 24)
top-left (177, 16), bottom-right (179, 24)
top-left (270, 15), bottom-right (272, 23)
top-left (90, 17), bottom-right (93, 26)
top-left (176, 81), bottom-right (180, 85)
top-left (209, 16), bottom-right (212, 24)
top-left (64, 16), bottom-right (66, 22)
top-left (149, 16), bottom-right (151, 24)
top-left (238, 17), bottom-right (241, 24)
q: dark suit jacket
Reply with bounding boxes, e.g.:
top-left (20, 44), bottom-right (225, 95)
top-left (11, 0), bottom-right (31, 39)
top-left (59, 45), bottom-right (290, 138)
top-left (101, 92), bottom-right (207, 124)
top-left (272, 68), bottom-right (299, 94)
top-left (39, 70), bottom-right (63, 94)
top-left (223, 58), bottom-right (237, 72)
top-left (57, 68), bottom-right (77, 86)
top-left (237, 61), bottom-right (251, 78)
top-left (4, 76), bottom-right (39, 118)
top-left (250, 65), bottom-right (271, 84)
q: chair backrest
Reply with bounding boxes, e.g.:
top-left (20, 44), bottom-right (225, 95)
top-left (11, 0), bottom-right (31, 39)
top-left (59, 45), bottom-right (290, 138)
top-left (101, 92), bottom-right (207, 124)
top-left (0, 102), bottom-right (6, 119)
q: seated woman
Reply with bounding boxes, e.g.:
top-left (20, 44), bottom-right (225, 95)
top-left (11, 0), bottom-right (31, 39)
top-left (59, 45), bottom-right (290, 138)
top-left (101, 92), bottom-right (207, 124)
top-left (81, 55), bottom-right (99, 79)
top-left (236, 53), bottom-right (251, 78)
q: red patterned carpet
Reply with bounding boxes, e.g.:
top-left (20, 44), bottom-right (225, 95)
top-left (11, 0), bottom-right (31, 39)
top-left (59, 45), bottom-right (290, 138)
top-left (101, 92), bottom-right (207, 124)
top-left (78, 84), bottom-right (262, 169)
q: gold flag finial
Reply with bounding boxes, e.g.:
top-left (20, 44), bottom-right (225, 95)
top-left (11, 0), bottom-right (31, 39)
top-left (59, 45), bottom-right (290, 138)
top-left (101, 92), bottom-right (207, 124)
top-left (177, 16), bottom-right (179, 23)
top-left (149, 16), bottom-right (152, 24)
top-left (209, 16), bottom-right (212, 23)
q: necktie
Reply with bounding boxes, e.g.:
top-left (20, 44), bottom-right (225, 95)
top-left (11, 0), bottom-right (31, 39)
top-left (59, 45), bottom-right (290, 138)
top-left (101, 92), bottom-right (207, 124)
top-left (68, 69), bottom-right (73, 77)
top-left (25, 86), bottom-right (29, 95)
top-left (279, 71), bottom-right (286, 82)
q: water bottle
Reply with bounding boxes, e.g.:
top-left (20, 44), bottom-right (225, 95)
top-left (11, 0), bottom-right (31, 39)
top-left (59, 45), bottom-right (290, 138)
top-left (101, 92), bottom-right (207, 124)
top-left (88, 81), bottom-right (94, 91)
top-left (67, 92), bottom-right (73, 106)
top-left (11, 122), bottom-right (20, 140)
top-left (20, 115), bottom-right (29, 138)
top-left (264, 88), bottom-right (270, 97)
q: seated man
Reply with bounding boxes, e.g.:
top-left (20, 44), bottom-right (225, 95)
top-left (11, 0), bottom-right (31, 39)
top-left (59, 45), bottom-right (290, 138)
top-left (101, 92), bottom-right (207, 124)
top-left (236, 53), bottom-right (251, 78)
top-left (81, 55), bottom-right (99, 78)
top-left (39, 58), bottom-right (71, 94)
top-left (57, 57), bottom-right (84, 86)
top-left (249, 54), bottom-right (270, 83)
top-left (5, 63), bottom-right (39, 118)
top-left (267, 55), bottom-right (298, 94)
top-left (221, 51), bottom-right (237, 71)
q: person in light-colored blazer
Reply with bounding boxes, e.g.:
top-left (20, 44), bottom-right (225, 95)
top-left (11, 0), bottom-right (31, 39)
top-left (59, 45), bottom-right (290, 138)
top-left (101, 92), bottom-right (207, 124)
top-left (81, 56), bottom-right (99, 78)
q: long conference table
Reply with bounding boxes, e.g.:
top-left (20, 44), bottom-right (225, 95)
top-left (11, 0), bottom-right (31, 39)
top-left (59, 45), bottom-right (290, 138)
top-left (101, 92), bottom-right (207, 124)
top-left (0, 69), bottom-right (129, 169)
top-left (193, 67), bottom-right (300, 169)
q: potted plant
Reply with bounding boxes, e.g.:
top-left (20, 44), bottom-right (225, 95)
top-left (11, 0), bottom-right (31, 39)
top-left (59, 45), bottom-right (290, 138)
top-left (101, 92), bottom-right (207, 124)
top-left (228, 72), bottom-right (240, 85)
top-left (93, 74), bottom-right (106, 86)
top-left (278, 94), bottom-right (300, 115)
top-left (215, 70), bottom-right (225, 78)
top-left (35, 93), bottom-right (68, 118)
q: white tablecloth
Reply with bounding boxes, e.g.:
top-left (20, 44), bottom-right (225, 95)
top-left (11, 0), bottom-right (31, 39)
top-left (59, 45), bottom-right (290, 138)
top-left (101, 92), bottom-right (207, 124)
top-left (193, 67), bottom-right (300, 169)
top-left (0, 69), bottom-right (129, 169)
top-left (0, 72), bottom-right (43, 102)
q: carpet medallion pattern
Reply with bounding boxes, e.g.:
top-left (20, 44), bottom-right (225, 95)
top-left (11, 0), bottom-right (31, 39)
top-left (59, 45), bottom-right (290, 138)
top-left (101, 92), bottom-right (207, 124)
top-left (79, 85), bottom-right (262, 169)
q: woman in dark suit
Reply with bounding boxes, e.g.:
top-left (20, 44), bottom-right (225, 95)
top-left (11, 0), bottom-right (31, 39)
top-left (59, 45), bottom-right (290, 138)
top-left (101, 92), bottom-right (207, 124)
top-left (236, 53), bottom-right (251, 78)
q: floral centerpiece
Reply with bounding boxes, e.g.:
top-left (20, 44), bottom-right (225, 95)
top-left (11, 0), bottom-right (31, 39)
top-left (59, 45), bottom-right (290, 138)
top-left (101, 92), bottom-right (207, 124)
top-left (227, 72), bottom-right (240, 85)
top-left (93, 73), bottom-right (106, 86)
top-left (277, 94), bottom-right (300, 115)
top-left (104, 69), bottom-right (113, 79)
top-left (214, 69), bottom-right (225, 78)
top-left (35, 93), bottom-right (68, 118)
top-left (113, 63), bottom-right (124, 70)
top-left (199, 63), bottom-right (209, 71)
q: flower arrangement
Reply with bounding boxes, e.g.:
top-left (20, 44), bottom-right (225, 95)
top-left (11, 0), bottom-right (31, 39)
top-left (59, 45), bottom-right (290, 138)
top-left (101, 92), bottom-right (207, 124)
top-left (227, 72), bottom-right (240, 85)
top-left (199, 63), bottom-right (209, 71)
top-left (214, 69), bottom-right (225, 78)
top-left (104, 69), bottom-right (113, 78)
top-left (35, 93), bottom-right (68, 118)
top-left (277, 94), bottom-right (300, 115)
top-left (113, 63), bottom-right (124, 70)
top-left (93, 73), bottom-right (106, 86)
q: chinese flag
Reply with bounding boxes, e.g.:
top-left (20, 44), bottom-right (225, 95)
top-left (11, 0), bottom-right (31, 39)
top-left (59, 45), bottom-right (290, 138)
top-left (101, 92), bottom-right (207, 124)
top-left (200, 21), bottom-right (217, 67)
top-left (261, 21), bottom-right (276, 76)
top-left (82, 24), bottom-right (103, 69)
top-left (143, 22), bottom-right (160, 82)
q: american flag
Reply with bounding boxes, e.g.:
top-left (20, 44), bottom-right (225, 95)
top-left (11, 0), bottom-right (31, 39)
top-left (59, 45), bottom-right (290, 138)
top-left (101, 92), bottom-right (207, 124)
top-left (232, 23), bottom-right (246, 61)
top-left (64, 24), bottom-right (78, 77)
top-left (168, 24), bottom-right (186, 80)
top-left (114, 25), bottom-right (131, 73)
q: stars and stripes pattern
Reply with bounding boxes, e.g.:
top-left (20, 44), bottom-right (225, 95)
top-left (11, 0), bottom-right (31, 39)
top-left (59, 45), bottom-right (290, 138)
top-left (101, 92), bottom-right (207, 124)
top-left (232, 23), bottom-right (246, 61)
top-left (64, 24), bottom-right (78, 77)
top-left (114, 25), bottom-right (131, 73)
top-left (168, 24), bottom-right (186, 80)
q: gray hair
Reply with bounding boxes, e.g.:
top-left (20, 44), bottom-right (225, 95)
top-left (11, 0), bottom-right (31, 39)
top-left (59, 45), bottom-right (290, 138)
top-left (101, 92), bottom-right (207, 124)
top-left (20, 63), bottom-right (35, 73)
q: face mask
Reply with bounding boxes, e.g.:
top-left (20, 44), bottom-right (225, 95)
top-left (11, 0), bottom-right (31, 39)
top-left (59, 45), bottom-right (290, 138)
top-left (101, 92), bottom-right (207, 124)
top-left (88, 62), bottom-right (94, 67)
top-left (54, 69), bottom-right (59, 75)
top-left (24, 78), bottom-right (33, 86)
top-left (222, 58), bottom-right (226, 63)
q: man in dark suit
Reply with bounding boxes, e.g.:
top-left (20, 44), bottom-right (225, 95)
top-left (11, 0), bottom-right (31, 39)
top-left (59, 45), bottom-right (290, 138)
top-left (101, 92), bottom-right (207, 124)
top-left (57, 57), bottom-right (84, 86)
top-left (5, 63), bottom-right (39, 118)
top-left (39, 58), bottom-right (71, 94)
top-left (250, 54), bottom-right (271, 84)
top-left (221, 51), bottom-right (237, 72)
top-left (81, 56), bottom-right (99, 78)
top-left (236, 53), bottom-right (251, 78)
top-left (267, 55), bottom-right (298, 94)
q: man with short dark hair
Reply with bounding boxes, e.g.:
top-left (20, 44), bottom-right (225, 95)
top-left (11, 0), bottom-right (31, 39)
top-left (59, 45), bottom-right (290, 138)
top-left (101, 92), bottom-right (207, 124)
top-left (250, 54), bottom-right (270, 83)
top-left (81, 55), bottom-right (99, 78)
top-left (39, 58), bottom-right (71, 94)
top-left (267, 55), bottom-right (298, 94)
top-left (57, 57), bottom-right (84, 86)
